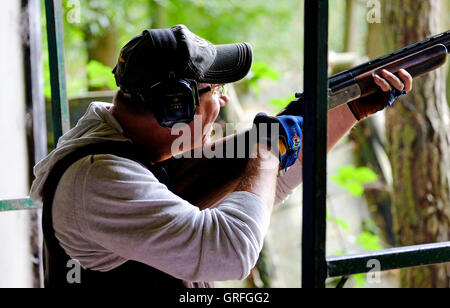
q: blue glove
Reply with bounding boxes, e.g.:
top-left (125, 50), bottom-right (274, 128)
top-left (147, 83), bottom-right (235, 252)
top-left (253, 113), bottom-right (303, 170)
top-left (387, 88), bottom-right (408, 107)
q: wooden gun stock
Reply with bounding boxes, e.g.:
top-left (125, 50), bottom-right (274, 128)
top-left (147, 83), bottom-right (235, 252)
top-left (167, 133), bottom-right (250, 209)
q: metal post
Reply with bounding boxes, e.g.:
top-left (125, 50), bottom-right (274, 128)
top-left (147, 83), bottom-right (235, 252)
top-left (302, 0), bottom-right (329, 288)
top-left (22, 0), bottom-right (47, 288)
top-left (45, 0), bottom-right (70, 144)
top-left (23, 0), bottom-right (47, 169)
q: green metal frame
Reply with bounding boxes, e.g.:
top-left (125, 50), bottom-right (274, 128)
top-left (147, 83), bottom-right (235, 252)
top-left (44, 0), bottom-right (70, 142)
top-left (0, 0), bottom-right (69, 211)
top-left (1, 0), bottom-right (450, 289)
top-left (301, 0), bottom-right (450, 288)
top-left (327, 242), bottom-right (450, 278)
top-left (0, 198), bottom-right (41, 212)
top-left (302, 0), bottom-right (329, 288)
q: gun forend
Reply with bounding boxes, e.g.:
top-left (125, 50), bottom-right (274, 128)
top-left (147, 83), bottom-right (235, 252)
top-left (355, 44), bottom-right (448, 99)
top-left (329, 30), bottom-right (450, 92)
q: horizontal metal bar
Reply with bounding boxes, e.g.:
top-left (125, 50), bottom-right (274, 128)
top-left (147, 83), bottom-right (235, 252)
top-left (327, 242), bottom-right (450, 277)
top-left (0, 198), bottom-right (42, 212)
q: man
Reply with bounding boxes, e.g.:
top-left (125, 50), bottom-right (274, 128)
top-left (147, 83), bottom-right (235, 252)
top-left (30, 25), bottom-right (413, 288)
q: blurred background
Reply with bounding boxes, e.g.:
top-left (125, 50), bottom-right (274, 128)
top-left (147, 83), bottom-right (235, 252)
top-left (0, 0), bottom-right (449, 288)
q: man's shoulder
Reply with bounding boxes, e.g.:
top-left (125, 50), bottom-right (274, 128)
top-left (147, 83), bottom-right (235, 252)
top-left (55, 152), bottom-right (161, 208)
top-left (69, 152), bottom-right (153, 183)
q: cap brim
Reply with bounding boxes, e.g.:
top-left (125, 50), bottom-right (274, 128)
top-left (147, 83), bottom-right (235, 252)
top-left (199, 43), bottom-right (253, 84)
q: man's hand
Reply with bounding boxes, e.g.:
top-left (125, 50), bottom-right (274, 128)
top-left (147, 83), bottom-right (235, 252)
top-left (348, 68), bottom-right (413, 121)
top-left (253, 114), bottom-right (303, 170)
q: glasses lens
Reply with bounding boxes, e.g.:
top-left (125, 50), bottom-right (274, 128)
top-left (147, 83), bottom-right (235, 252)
top-left (198, 84), bottom-right (227, 96)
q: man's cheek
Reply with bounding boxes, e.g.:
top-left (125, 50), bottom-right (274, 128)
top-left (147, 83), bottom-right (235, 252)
top-left (210, 108), bottom-right (220, 123)
top-left (201, 107), bottom-right (219, 126)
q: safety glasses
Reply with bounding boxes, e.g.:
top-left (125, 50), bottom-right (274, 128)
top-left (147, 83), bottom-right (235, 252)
top-left (198, 84), bottom-right (227, 96)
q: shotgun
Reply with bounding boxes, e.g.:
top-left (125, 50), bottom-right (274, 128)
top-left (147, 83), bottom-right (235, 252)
top-left (167, 30), bottom-right (450, 209)
top-left (279, 30), bottom-right (450, 116)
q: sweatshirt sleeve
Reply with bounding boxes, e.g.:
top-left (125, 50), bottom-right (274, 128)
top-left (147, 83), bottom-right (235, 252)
top-left (77, 154), bottom-right (270, 282)
top-left (274, 159), bottom-right (303, 205)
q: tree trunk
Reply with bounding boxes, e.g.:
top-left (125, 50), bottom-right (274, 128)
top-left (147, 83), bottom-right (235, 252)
top-left (85, 29), bottom-right (119, 69)
top-left (347, 4), bottom-right (396, 246)
top-left (343, 0), bottom-right (358, 53)
top-left (447, 67), bottom-right (450, 107)
top-left (440, 0), bottom-right (450, 105)
top-left (149, 0), bottom-right (166, 29)
top-left (382, 0), bottom-right (450, 288)
top-left (85, 27), bottom-right (119, 91)
top-left (366, 19), bottom-right (384, 59)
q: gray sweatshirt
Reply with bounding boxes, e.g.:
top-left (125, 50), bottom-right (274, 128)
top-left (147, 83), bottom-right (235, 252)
top-left (30, 102), bottom-right (302, 283)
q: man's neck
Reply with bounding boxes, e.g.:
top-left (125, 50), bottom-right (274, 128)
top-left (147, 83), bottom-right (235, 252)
top-left (109, 104), bottom-right (174, 163)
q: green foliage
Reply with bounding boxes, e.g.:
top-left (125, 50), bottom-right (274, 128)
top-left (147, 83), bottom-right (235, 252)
top-left (329, 165), bottom-right (383, 288)
top-left (332, 249), bottom-right (346, 257)
top-left (163, 0), bottom-right (300, 59)
top-left (42, 0), bottom-right (371, 100)
top-left (42, 45), bottom-right (86, 99)
top-left (331, 165), bottom-right (378, 197)
top-left (43, 56), bottom-right (51, 99)
top-left (327, 212), bottom-right (350, 231)
top-left (86, 60), bottom-right (117, 90)
top-left (247, 61), bottom-right (280, 92)
top-left (353, 273), bottom-right (368, 288)
top-left (328, 0), bottom-right (346, 52)
top-left (62, 0), bottom-right (150, 39)
top-left (41, 0), bottom-right (303, 99)
top-left (357, 219), bottom-right (383, 251)
top-left (268, 94), bottom-right (296, 113)
top-left (356, 231), bottom-right (383, 251)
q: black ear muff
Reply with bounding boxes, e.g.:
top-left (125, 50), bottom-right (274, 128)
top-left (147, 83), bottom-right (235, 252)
top-left (149, 78), bottom-right (200, 128)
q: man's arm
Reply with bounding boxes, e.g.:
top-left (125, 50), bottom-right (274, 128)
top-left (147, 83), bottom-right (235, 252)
top-left (328, 69), bottom-right (413, 153)
top-left (234, 144), bottom-right (279, 214)
top-left (273, 70), bottom-right (414, 205)
top-left (327, 103), bottom-right (358, 152)
top-left (272, 104), bottom-right (356, 206)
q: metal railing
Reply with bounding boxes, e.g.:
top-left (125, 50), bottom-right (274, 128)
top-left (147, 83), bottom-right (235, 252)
top-left (302, 0), bottom-right (329, 288)
top-left (0, 0), bottom-right (69, 212)
top-left (301, 0), bottom-right (450, 288)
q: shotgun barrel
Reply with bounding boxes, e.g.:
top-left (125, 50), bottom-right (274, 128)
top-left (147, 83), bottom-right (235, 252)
top-left (279, 30), bottom-right (450, 117)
